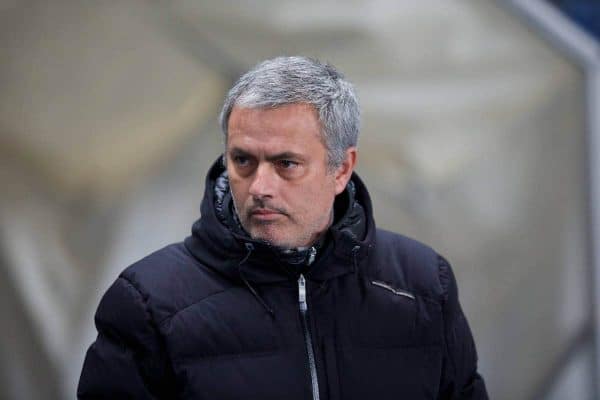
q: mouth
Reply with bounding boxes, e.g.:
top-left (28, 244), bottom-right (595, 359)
top-left (250, 208), bottom-right (284, 221)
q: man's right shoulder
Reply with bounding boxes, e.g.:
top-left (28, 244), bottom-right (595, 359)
top-left (113, 242), bottom-right (233, 325)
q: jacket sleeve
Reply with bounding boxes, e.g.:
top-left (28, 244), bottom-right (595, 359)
top-left (437, 255), bottom-right (488, 400)
top-left (77, 276), bottom-right (174, 399)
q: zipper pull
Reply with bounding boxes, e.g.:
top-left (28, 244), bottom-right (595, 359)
top-left (298, 274), bottom-right (307, 312)
top-left (306, 246), bottom-right (316, 266)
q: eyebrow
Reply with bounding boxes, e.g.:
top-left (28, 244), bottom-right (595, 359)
top-left (228, 147), bottom-right (305, 162)
top-left (266, 152), bottom-right (305, 162)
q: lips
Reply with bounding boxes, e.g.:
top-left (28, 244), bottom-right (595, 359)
top-left (249, 208), bottom-right (284, 220)
top-left (251, 208), bottom-right (280, 216)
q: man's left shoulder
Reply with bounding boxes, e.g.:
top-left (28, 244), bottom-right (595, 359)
top-left (370, 228), bottom-right (445, 300)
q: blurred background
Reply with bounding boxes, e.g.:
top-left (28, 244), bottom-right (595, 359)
top-left (1, 0), bottom-right (599, 399)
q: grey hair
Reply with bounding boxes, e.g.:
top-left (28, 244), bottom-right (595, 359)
top-left (219, 56), bottom-right (360, 169)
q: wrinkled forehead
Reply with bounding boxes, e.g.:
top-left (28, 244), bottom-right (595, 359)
top-left (225, 104), bottom-right (327, 158)
top-left (227, 103), bottom-right (322, 140)
top-left (226, 103), bottom-right (324, 142)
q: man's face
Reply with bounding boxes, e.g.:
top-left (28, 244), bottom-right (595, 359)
top-left (226, 103), bottom-right (355, 249)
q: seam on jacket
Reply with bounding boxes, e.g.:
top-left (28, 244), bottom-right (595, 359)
top-left (157, 287), bottom-right (234, 327)
top-left (118, 273), bottom-right (236, 328)
top-left (437, 254), bottom-right (451, 303)
top-left (346, 343), bottom-right (442, 351)
top-left (174, 349), bottom-right (280, 364)
top-left (109, 276), bottom-right (171, 397)
top-left (118, 276), bottom-right (154, 324)
top-left (116, 276), bottom-right (165, 351)
top-left (436, 253), bottom-right (458, 387)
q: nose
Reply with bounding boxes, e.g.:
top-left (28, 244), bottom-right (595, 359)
top-left (248, 163), bottom-right (275, 199)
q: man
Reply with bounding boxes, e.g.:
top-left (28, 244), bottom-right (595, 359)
top-left (78, 56), bottom-right (488, 399)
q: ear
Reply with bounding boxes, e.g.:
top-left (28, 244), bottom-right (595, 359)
top-left (334, 147), bottom-right (357, 195)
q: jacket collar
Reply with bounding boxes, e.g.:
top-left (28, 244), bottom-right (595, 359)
top-left (184, 157), bottom-right (376, 284)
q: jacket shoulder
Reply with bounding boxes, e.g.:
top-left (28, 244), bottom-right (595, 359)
top-left (118, 242), bottom-right (232, 324)
top-left (370, 229), bottom-right (444, 300)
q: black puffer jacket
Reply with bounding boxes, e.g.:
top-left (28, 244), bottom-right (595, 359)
top-left (78, 158), bottom-right (488, 399)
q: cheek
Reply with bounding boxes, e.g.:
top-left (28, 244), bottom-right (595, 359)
top-left (228, 177), bottom-right (248, 204)
top-left (298, 179), bottom-right (336, 214)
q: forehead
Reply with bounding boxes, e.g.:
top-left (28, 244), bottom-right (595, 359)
top-left (226, 103), bottom-right (324, 149)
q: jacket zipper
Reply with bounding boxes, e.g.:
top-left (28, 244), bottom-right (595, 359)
top-left (298, 273), bottom-right (320, 400)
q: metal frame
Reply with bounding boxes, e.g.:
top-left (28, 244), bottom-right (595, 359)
top-left (501, 0), bottom-right (600, 398)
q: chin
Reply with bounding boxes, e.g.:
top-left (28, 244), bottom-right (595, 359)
top-left (250, 230), bottom-right (295, 249)
top-left (255, 236), bottom-right (290, 248)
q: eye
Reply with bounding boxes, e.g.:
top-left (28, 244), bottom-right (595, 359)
top-left (232, 155), bottom-right (250, 167)
top-left (277, 159), bottom-right (299, 169)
